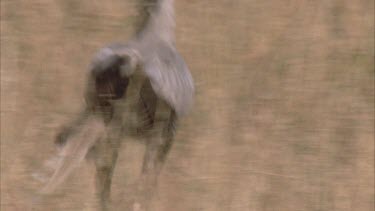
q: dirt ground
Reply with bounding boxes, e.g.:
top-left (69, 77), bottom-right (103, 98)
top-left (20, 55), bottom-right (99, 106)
top-left (1, 0), bottom-right (374, 210)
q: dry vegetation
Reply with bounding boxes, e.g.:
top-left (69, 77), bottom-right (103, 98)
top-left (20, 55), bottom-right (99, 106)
top-left (1, 0), bottom-right (374, 210)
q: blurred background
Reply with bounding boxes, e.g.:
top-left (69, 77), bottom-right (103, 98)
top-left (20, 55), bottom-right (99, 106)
top-left (1, 0), bottom-right (374, 210)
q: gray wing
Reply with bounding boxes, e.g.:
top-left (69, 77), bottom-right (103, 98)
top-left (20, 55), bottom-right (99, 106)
top-left (141, 43), bottom-right (194, 116)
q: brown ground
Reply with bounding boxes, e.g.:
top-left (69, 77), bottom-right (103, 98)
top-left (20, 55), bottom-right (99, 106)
top-left (1, 0), bottom-right (374, 210)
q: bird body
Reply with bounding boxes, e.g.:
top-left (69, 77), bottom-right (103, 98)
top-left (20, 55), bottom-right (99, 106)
top-left (41, 0), bottom-right (194, 210)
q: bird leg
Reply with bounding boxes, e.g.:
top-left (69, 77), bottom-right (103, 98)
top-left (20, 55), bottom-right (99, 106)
top-left (92, 111), bottom-right (123, 211)
top-left (133, 109), bottom-right (177, 210)
top-left (84, 87), bottom-right (126, 211)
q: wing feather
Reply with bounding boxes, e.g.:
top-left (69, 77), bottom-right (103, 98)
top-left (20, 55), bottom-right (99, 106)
top-left (141, 43), bottom-right (194, 116)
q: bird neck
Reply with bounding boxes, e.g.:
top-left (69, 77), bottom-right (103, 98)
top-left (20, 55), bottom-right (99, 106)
top-left (135, 0), bottom-right (175, 44)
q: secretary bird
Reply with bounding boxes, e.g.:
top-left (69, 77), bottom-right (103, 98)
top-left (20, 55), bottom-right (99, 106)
top-left (40, 0), bottom-right (194, 210)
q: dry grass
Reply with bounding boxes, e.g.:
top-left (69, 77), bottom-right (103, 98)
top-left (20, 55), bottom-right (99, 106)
top-left (1, 0), bottom-right (374, 210)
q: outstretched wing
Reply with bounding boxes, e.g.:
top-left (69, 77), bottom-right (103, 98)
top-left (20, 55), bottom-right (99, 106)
top-left (141, 43), bottom-right (194, 116)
